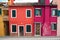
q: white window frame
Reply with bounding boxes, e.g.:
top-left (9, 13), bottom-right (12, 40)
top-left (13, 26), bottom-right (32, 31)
top-left (26, 24), bottom-right (32, 33)
top-left (35, 8), bottom-right (42, 17)
top-left (26, 9), bottom-right (32, 18)
top-left (11, 24), bottom-right (17, 33)
top-left (51, 8), bottom-right (57, 17)
top-left (51, 22), bottom-right (57, 31)
top-left (11, 9), bottom-right (17, 18)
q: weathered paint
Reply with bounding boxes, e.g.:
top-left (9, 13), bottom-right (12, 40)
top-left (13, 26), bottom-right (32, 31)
top-left (0, 7), bottom-right (5, 36)
top-left (34, 5), bottom-right (57, 36)
top-left (9, 6), bottom-right (34, 36)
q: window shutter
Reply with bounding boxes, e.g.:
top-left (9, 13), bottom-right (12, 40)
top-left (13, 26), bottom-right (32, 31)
top-left (0, 8), bottom-right (2, 15)
top-left (57, 10), bottom-right (60, 16)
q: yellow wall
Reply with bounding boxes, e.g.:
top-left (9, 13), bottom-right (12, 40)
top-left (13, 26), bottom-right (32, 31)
top-left (0, 7), bottom-right (5, 36)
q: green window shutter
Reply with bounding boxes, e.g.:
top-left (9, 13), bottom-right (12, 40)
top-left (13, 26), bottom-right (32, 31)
top-left (57, 10), bottom-right (60, 16)
top-left (0, 8), bottom-right (2, 15)
top-left (12, 10), bottom-right (16, 17)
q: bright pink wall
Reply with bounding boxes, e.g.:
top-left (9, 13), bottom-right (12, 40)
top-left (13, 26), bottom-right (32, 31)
top-left (45, 0), bottom-right (49, 5)
top-left (34, 5), bottom-right (57, 36)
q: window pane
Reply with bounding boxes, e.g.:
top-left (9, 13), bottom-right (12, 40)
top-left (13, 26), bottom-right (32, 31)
top-left (35, 9), bottom-right (42, 16)
top-left (12, 10), bottom-right (16, 17)
top-left (26, 25), bottom-right (31, 32)
top-left (27, 10), bottom-right (31, 17)
top-left (12, 25), bottom-right (16, 32)
top-left (54, 24), bottom-right (57, 30)
top-left (51, 23), bottom-right (57, 30)
top-left (0, 8), bottom-right (2, 15)
top-left (40, 0), bottom-right (45, 4)
top-left (52, 9), bottom-right (57, 16)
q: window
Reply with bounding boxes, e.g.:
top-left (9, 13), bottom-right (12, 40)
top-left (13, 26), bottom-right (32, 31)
top-left (35, 8), bottom-right (42, 16)
top-left (26, 25), bottom-right (31, 32)
top-left (40, 0), bottom-right (45, 4)
top-left (11, 24), bottom-right (16, 32)
top-left (3, 10), bottom-right (8, 16)
top-left (11, 9), bottom-right (16, 18)
top-left (26, 9), bottom-right (31, 18)
top-left (0, 8), bottom-right (2, 15)
top-left (51, 8), bottom-right (57, 16)
top-left (51, 23), bottom-right (57, 30)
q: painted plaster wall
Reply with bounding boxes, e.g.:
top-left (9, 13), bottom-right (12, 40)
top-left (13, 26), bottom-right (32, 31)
top-left (34, 6), bottom-right (57, 36)
top-left (0, 7), bottom-right (5, 36)
top-left (9, 6), bottom-right (34, 36)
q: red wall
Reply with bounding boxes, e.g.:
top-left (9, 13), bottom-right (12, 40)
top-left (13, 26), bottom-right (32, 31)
top-left (9, 6), bottom-right (34, 36)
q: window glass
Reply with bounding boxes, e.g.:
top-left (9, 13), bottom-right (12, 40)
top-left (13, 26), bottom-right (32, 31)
top-left (12, 10), bottom-right (16, 17)
top-left (27, 10), bottom-right (31, 17)
top-left (26, 25), bottom-right (31, 32)
top-left (35, 9), bottom-right (42, 16)
top-left (52, 9), bottom-right (57, 16)
top-left (12, 25), bottom-right (16, 32)
top-left (51, 23), bottom-right (57, 30)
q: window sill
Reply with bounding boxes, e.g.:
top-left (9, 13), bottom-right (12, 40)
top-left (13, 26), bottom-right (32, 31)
top-left (51, 16), bottom-right (57, 17)
top-left (11, 32), bottom-right (17, 33)
top-left (51, 30), bottom-right (57, 31)
top-left (26, 32), bottom-right (32, 33)
top-left (35, 16), bottom-right (41, 17)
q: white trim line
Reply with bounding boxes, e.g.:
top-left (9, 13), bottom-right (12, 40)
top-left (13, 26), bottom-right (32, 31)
top-left (51, 8), bottom-right (57, 17)
top-left (26, 24), bottom-right (32, 33)
top-left (35, 8), bottom-right (42, 17)
top-left (11, 24), bottom-right (17, 33)
top-left (51, 22), bottom-right (57, 31)
top-left (26, 9), bottom-right (32, 18)
top-left (18, 25), bottom-right (24, 36)
top-left (11, 9), bottom-right (17, 18)
top-left (34, 22), bottom-right (41, 36)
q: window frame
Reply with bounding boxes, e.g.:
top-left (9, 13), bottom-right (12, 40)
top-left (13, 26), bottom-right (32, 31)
top-left (51, 22), bottom-right (57, 31)
top-left (26, 24), bottom-right (32, 33)
top-left (26, 9), bottom-right (32, 18)
top-left (51, 8), bottom-right (57, 17)
top-left (35, 8), bottom-right (42, 17)
top-left (11, 24), bottom-right (17, 33)
top-left (11, 9), bottom-right (17, 18)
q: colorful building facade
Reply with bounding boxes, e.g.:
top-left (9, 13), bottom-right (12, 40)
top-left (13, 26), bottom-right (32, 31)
top-left (0, 3), bottom-right (9, 36)
top-left (8, 0), bottom-right (57, 36)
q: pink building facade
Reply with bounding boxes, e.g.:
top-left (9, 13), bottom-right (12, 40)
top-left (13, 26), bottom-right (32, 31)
top-left (34, 5), bottom-right (57, 36)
